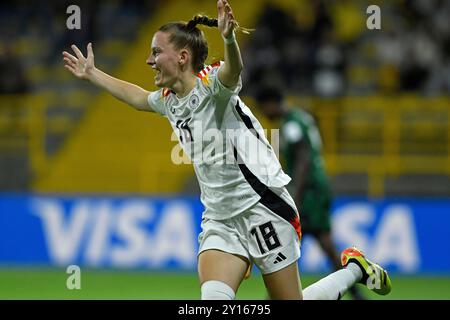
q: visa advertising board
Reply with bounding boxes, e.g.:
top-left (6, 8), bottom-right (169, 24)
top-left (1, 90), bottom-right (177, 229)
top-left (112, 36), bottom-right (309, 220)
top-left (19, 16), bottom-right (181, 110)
top-left (0, 194), bottom-right (449, 273)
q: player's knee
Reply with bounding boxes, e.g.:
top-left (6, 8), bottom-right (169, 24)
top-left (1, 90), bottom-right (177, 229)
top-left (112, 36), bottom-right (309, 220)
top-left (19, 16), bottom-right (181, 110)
top-left (201, 280), bottom-right (235, 300)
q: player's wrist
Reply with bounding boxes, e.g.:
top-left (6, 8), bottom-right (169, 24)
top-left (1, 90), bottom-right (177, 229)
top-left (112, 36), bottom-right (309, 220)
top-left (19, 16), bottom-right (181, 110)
top-left (84, 66), bottom-right (98, 82)
top-left (222, 30), bottom-right (236, 45)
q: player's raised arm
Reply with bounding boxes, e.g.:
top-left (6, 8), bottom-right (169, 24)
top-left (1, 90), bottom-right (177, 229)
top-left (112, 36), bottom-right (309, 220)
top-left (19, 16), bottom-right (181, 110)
top-left (62, 43), bottom-right (152, 112)
top-left (217, 0), bottom-right (243, 89)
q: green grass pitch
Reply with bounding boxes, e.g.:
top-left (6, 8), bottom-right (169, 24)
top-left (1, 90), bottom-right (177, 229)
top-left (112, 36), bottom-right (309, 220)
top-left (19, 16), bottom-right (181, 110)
top-left (1, 268), bottom-right (450, 300)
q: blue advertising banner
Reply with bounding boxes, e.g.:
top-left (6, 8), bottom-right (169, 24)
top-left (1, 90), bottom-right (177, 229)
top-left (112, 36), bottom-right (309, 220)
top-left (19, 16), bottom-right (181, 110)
top-left (0, 194), bottom-right (203, 270)
top-left (0, 194), bottom-right (449, 273)
top-left (299, 197), bottom-right (450, 274)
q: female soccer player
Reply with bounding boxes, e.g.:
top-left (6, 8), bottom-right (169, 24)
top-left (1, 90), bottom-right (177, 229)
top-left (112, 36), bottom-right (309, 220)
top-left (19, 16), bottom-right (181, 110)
top-left (62, 0), bottom-right (391, 299)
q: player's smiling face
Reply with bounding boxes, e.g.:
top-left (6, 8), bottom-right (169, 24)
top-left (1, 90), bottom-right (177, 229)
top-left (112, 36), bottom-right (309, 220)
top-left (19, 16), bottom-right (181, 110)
top-left (147, 31), bottom-right (181, 88)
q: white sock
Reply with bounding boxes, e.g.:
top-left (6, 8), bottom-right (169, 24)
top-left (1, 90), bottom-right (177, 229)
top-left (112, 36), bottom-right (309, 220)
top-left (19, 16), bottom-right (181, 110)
top-left (201, 280), bottom-right (235, 300)
top-left (303, 268), bottom-right (361, 300)
top-left (346, 262), bottom-right (363, 281)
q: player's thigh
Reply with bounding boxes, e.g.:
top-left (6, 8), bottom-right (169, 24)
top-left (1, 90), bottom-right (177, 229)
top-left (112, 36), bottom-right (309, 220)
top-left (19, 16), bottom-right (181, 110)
top-left (198, 249), bottom-right (250, 293)
top-left (262, 261), bottom-right (303, 300)
top-left (240, 188), bottom-right (302, 299)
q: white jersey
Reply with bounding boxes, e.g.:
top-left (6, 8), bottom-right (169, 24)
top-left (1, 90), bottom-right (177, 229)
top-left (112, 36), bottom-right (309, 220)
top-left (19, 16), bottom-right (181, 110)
top-left (146, 62), bottom-right (291, 220)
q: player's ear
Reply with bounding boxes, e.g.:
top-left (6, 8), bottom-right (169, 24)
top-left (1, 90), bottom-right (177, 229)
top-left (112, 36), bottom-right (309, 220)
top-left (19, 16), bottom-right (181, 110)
top-left (179, 49), bottom-right (189, 66)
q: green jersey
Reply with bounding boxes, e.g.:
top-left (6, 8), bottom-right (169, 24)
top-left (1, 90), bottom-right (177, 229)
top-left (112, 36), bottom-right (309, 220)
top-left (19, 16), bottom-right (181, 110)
top-left (281, 108), bottom-right (330, 193)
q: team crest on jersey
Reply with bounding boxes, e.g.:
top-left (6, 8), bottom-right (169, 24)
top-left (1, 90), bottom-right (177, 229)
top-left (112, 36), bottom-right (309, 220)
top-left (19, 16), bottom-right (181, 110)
top-left (189, 94), bottom-right (200, 110)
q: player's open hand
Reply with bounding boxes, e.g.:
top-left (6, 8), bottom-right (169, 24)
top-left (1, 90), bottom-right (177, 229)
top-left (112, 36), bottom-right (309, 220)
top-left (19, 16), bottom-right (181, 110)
top-left (217, 0), bottom-right (237, 39)
top-left (62, 43), bottom-right (95, 80)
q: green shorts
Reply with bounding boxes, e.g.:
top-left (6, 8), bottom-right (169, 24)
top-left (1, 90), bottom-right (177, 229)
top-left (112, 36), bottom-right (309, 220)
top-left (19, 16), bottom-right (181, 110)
top-left (297, 189), bottom-right (332, 235)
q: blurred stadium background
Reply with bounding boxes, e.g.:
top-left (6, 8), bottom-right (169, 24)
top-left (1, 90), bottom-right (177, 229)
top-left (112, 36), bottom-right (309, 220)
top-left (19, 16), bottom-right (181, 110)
top-left (0, 0), bottom-right (449, 300)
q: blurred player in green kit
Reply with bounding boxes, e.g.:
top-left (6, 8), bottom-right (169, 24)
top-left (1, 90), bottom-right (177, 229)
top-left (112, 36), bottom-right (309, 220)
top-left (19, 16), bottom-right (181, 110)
top-left (256, 86), bottom-right (366, 300)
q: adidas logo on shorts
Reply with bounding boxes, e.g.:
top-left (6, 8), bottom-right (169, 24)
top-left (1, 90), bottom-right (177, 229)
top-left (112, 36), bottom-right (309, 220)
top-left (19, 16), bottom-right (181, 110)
top-left (273, 252), bottom-right (287, 264)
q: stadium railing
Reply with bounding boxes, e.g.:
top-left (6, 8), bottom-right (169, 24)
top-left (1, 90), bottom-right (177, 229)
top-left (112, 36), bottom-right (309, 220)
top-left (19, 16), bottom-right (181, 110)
top-left (1, 94), bottom-right (448, 197)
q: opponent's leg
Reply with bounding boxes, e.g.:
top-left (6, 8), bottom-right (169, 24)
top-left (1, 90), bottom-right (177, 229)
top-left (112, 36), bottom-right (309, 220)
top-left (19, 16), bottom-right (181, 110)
top-left (262, 261), bottom-right (303, 300)
top-left (316, 232), bottom-right (342, 269)
top-left (198, 249), bottom-right (250, 300)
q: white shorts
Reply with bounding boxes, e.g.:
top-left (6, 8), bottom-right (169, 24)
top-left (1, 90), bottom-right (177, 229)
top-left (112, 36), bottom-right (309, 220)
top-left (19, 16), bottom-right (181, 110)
top-left (198, 186), bottom-right (302, 275)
